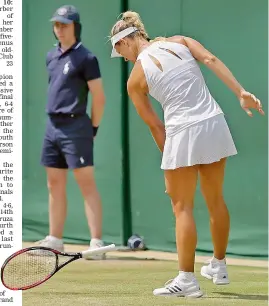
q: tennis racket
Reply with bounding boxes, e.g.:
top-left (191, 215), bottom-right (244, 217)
top-left (1, 243), bottom-right (116, 291)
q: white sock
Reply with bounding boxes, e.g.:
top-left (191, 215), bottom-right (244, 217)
top-left (90, 238), bottom-right (103, 246)
top-left (213, 257), bottom-right (226, 264)
top-left (47, 235), bottom-right (63, 243)
top-left (178, 271), bottom-right (195, 279)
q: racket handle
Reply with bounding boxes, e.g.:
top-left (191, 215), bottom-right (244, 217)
top-left (81, 243), bottom-right (116, 258)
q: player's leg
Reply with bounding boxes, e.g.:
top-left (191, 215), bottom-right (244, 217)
top-left (200, 158), bottom-right (229, 259)
top-left (166, 166), bottom-right (198, 272)
top-left (153, 165), bottom-right (203, 298)
top-left (199, 158), bottom-right (230, 284)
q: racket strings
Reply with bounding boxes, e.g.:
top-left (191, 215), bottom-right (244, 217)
top-left (2, 249), bottom-right (57, 290)
top-left (57, 254), bottom-right (73, 266)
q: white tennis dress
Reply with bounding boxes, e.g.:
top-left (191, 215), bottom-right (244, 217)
top-left (136, 40), bottom-right (237, 169)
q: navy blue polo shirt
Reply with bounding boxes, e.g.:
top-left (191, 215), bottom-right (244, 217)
top-left (46, 41), bottom-right (101, 115)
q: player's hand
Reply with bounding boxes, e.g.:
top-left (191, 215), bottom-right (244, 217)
top-left (239, 91), bottom-right (264, 117)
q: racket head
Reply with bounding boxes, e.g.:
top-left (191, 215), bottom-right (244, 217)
top-left (1, 246), bottom-right (59, 291)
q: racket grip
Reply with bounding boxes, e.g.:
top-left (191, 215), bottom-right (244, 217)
top-left (81, 244), bottom-right (116, 258)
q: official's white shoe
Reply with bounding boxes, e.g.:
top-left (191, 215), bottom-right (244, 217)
top-left (201, 257), bottom-right (230, 285)
top-left (84, 238), bottom-right (106, 260)
top-left (153, 272), bottom-right (203, 298)
top-left (33, 236), bottom-right (64, 253)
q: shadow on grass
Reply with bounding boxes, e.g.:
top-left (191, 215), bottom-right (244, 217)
top-left (212, 292), bottom-right (268, 301)
top-left (105, 256), bottom-right (161, 261)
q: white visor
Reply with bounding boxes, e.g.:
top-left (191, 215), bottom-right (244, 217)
top-left (110, 27), bottom-right (138, 58)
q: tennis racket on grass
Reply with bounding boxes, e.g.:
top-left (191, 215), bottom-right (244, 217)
top-left (1, 243), bottom-right (116, 291)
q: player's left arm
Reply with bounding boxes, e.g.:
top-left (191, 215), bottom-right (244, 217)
top-left (84, 54), bottom-right (106, 136)
top-left (168, 35), bottom-right (264, 116)
top-left (127, 63), bottom-right (165, 152)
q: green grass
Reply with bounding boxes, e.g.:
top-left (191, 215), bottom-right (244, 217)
top-left (23, 259), bottom-right (268, 306)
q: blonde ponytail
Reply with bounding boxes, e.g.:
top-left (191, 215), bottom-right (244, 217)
top-left (110, 10), bottom-right (149, 41)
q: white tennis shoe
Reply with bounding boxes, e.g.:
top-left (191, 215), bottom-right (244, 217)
top-left (200, 257), bottom-right (230, 285)
top-left (35, 235), bottom-right (64, 252)
top-left (153, 272), bottom-right (203, 298)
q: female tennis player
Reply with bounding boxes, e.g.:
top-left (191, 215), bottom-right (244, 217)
top-left (109, 11), bottom-right (264, 298)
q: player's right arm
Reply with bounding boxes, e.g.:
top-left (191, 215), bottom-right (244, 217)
top-left (127, 62), bottom-right (166, 152)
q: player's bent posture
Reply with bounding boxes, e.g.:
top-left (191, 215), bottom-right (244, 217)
top-left (109, 11), bottom-right (264, 297)
top-left (38, 5), bottom-right (106, 259)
